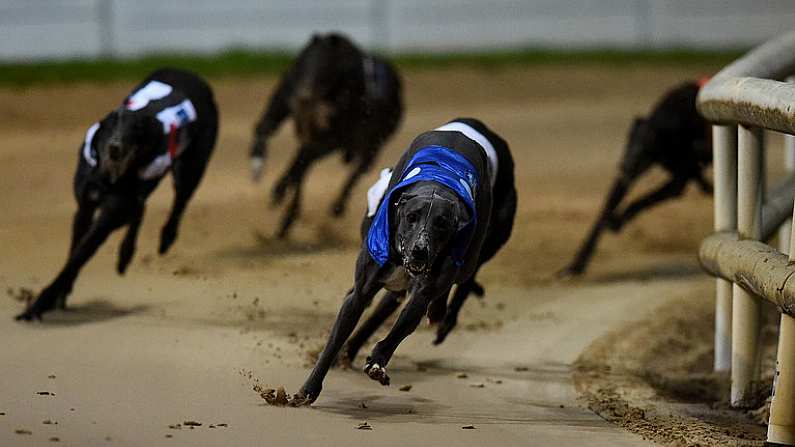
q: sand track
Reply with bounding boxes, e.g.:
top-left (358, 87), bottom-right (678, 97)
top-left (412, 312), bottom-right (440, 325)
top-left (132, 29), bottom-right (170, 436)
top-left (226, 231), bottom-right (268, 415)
top-left (0, 63), bottom-right (763, 446)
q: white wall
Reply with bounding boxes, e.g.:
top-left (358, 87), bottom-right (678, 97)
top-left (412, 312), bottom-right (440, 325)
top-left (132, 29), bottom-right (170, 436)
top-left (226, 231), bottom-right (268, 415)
top-left (0, 0), bottom-right (793, 60)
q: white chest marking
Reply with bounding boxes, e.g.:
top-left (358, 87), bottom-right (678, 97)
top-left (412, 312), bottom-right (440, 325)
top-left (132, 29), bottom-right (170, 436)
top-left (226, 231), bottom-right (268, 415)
top-left (82, 122), bottom-right (100, 166)
top-left (367, 167), bottom-right (393, 217)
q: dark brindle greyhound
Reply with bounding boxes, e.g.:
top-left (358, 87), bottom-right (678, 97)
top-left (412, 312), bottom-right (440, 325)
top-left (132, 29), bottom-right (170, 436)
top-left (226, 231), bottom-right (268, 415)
top-left (249, 32), bottom-right (403, 238)
top-left (558, 80), bottom-right (711, 277)
top-left (291, 118), bottom-right (516, 405)
top-left (16, 68), bottom-right (218, 321)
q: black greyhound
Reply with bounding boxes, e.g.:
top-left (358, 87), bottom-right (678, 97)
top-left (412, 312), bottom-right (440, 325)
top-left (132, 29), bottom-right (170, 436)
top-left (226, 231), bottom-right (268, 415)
top-left (558, 80), bottom-right (711, 277)
top-left (291, 118), bottom-right (516, 405)
top-left (249, 32), bottom-right (403, 238)
top-left (16, 68), bottom-right (218, 321)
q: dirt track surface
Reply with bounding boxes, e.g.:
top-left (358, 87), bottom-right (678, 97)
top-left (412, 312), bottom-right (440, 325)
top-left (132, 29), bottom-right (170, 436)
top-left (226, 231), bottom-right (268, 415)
top-left (0, 63), bottom-right (761, 446)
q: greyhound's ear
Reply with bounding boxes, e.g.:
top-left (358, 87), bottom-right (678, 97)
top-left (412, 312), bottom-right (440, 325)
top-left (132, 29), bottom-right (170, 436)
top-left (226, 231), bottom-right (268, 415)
top-left (454, 201), bottom-right (472, 231)
top-left (394, 191), bottom-right (417, 207)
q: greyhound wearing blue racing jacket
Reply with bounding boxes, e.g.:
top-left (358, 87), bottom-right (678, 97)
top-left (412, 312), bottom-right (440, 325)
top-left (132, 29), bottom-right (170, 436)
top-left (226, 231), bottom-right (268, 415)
top-left (16, 68), bottom-right (218, 321)
top-left (291, 118), bottom-right (516, 405)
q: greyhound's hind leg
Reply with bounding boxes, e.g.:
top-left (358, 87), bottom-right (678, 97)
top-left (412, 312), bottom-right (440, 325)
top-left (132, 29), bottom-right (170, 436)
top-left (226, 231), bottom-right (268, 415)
top-left (611, 176), bottom-right (687, 231)
top-left (434, 280), bottom-right (478, 345)
top-left (558, 177), bottom-right (629, 277)
top-left (160, 127), bottom-right (216, 255)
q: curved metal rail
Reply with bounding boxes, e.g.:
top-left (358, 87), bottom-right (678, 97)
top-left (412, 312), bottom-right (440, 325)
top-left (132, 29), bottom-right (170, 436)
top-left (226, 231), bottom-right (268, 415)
top-left (696, 31), bottom-right (795, 445)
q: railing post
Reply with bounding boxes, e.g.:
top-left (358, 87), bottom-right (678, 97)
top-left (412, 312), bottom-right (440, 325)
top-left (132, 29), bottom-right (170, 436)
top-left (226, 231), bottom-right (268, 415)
top-left (714, 125), bottom-right (737, 372)
top-left (732, 125), bottom-right (765, 407)
top-left (779, 77), bottom-right (795, 255)
top-left (767, 202), bottom-right (795, 445)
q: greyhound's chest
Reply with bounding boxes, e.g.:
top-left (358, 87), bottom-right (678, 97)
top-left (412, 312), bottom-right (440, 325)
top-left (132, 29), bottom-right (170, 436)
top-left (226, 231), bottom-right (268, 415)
top-left (383, 266), bottom-right (411, 292)
top-left (291, 100), bottom-right (335, 140)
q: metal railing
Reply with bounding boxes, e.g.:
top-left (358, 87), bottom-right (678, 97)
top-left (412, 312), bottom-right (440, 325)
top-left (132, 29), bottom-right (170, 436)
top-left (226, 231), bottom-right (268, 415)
top-left (697, 31), bottom-right (795, 446)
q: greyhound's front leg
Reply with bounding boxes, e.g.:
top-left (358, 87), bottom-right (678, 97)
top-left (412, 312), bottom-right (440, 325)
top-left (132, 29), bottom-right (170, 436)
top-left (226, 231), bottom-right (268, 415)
top-left (342, 290), bottom-right (405, 366)
top-left (16, 197), bottom-right (132, 321)
top-left (558, 177), bottom-right (630, 277)
top-left (293, 257), bottom-right (383, 405)
top-left (69, 202), bottom-right (97, 255)
top-left (272, 144), bottom-right (314, 207)
top-left (118, 204), bottom-right (145, 274)
top-left (365, 283), bottom-right (450, 385)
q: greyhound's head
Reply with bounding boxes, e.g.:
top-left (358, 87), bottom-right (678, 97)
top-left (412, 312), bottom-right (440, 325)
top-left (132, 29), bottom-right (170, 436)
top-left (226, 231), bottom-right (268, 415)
top-left (620, 117), bottom-right (656, 181)
top-left (393, 182), bottom-right (471, 276)
top-left (97, 108), bottom-right (161, 183)
top-left (292, 33), bottom-right (361, 107)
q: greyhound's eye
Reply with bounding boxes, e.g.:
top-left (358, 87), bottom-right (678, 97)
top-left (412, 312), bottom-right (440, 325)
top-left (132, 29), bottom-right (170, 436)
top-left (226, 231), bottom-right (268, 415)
top-left (406, 212), bottom-right (419, 224)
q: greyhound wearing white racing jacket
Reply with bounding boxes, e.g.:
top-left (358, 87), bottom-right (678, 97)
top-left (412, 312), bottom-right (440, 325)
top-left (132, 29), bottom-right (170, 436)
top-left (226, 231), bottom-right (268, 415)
top-left (17, 68), bottom-right (218, 321)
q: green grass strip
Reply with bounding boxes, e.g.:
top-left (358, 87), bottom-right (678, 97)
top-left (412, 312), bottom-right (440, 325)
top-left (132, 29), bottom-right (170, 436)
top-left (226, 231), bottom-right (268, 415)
top-left (0, 47), bottom-right (743, 87)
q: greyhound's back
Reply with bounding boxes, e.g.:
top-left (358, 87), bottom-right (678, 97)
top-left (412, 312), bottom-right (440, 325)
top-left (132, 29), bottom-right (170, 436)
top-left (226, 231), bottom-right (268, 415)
top-left (648, 81), bottom-right (709, 172)
top-left (137, 68), bottom-right (218, 124)
top-left (445, 118), bottom-right (517, 264)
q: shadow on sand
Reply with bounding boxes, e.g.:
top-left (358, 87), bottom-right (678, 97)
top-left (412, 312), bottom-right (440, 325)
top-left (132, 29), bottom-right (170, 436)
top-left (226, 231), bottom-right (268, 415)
top-left (582, 260), bottom-right (703, 284)
top-left (19, 299), bottom-right (149, 327)
top-left (214, 226), bottom-right (357, 261)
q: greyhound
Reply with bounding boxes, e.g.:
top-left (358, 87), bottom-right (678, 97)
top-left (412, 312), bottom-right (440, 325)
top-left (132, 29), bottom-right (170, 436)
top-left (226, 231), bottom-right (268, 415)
top-left (249, 32), bottom-right (403, 238)
top-left (558, 80), bottom-right (711, 277)
top-left (291, 118), bottom-right (516, 405)
top-left (16, 68), bottom-right (218, 321)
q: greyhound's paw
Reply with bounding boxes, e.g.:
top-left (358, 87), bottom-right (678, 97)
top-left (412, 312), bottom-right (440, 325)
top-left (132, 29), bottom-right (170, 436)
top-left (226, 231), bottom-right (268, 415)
top-left (15, 288), bottom-right (59, 321)
top-left (158, 224), bottom-right (178, 255)
top-left (14, 309), bottom-right (41, 322)
top-left (555, 265), bottom-right (583, 280)
top-left (330, 201), bottom-right (346, 217)
top-left (54, 291), bottom-right (68, 310)
top-left (250, 156), bottom-right (265, 183)
top-left (472, 281), bottom-right (485, 297)
top-left (289, 388), bottom-right (319, 407)
top-left (434, 317), bottom-right (457, 345)
top-left (364, 361), bottom-right (390, 386)
top-left (271, 182), bottom-right (288, 207)
top-left (276, 223), bottom-right (291, 240)
top-left (117, 245), bottom-right (135, 275)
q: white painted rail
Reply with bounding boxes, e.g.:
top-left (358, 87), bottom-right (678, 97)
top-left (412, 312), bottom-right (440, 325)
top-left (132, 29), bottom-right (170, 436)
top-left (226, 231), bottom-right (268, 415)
top-left (697, 30), bottom-right (795, 445)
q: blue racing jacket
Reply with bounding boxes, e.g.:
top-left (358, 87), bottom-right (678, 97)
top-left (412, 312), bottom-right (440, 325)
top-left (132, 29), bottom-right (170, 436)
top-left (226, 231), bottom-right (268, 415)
top-left (366, 145), bottom-right (479, 267)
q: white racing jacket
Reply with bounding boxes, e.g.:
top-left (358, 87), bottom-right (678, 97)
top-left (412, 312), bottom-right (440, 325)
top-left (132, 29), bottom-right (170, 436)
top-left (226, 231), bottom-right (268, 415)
top-left (82, 80), bottom-right (198, 181)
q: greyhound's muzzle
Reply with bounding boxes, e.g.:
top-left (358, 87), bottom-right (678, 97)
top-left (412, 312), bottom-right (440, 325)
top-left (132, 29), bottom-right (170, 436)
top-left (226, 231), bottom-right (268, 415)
top-left (403, 233), bottom-right (432, 275)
